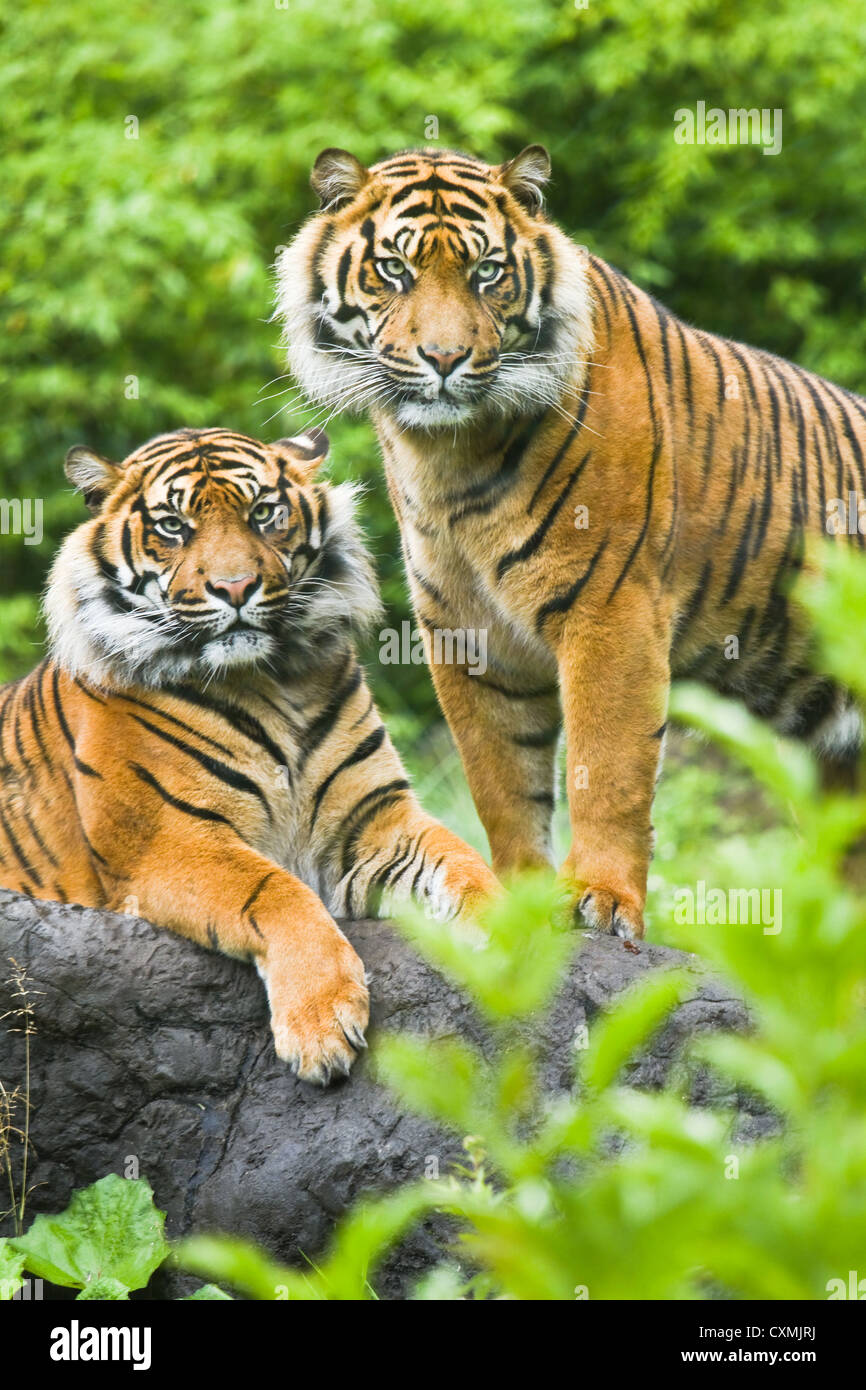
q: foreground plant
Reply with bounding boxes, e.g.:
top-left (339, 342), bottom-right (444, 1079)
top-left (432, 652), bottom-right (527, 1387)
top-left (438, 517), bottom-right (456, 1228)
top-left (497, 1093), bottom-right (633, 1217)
top-left (0, 1175), bottom-right (227, 1300)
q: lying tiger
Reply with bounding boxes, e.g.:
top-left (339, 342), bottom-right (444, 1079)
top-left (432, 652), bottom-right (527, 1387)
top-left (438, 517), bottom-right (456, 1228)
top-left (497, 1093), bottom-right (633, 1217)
top-left (0, 427), bottom-right (498, 1082)
top-left (278, 142), bottom-right (866, 942)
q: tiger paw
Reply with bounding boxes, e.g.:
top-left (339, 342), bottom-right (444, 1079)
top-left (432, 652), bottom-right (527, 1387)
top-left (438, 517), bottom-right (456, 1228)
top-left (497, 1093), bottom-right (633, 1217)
top-left (263, 934), bottom-right (369, 1085)
top-left (451, 862), bottom-right (503, 921)
top-left (421, 850), bottom-right (502, 922)
top-left (576, 887), bottom-right (645, 941)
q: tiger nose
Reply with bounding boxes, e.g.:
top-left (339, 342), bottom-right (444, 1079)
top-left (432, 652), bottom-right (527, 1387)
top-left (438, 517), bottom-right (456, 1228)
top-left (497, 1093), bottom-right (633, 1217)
top-left (207, 574), bottom-right (259, 608)
top-left (417, 345), bottom-right (470, 378)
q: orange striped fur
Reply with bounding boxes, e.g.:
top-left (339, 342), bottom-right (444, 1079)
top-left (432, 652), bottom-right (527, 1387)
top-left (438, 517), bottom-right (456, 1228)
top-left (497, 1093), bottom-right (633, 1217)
top-left (0, 428), bottom-right (498, 1082)
top-left (278, 144), bottom-right (864, 940)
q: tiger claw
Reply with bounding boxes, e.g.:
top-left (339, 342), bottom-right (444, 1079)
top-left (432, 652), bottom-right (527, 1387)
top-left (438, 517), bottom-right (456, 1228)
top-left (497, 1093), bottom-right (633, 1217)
top-left (577, 887), bottom-right (645, 941)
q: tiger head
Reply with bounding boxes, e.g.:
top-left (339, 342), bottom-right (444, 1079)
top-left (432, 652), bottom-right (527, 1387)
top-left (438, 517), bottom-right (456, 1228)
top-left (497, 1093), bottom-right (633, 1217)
top-left (45, 427), bottom-right (380, 688)
top-left (276, 146), bottom-right (593, 431)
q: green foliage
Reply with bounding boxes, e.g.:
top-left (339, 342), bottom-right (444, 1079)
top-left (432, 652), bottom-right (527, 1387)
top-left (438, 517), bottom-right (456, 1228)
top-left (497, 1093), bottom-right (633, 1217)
top-left (1, 1173), bottom-right (233, 1300)
top-left (5, 1174), bottom-right (168, 1298)
top-left (0, 1238), bottom-right (25, 1300)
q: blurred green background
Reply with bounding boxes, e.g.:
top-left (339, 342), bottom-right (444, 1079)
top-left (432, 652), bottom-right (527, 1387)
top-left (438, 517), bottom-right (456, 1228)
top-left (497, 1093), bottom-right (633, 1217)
top-left (2, 0), bottom-right (864, 882)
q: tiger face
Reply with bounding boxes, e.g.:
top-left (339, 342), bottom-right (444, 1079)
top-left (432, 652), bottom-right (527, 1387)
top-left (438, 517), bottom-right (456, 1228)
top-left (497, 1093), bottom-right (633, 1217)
top-left (46, 427), bottom-right (379, 687)
top-left (277, 146), bottom-right (593, 430)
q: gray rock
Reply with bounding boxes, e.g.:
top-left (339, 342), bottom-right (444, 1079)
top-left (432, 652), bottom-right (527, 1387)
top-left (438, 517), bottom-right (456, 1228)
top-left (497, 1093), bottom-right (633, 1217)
top-left (0, 888), bottom-right (758, 1298)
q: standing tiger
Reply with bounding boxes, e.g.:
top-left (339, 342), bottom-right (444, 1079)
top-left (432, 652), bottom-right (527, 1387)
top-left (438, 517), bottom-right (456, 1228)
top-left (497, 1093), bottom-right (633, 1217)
top-left (277, 143), bottom-right (865, 942)
top-left (0, 427), bottom-right (498, 1082)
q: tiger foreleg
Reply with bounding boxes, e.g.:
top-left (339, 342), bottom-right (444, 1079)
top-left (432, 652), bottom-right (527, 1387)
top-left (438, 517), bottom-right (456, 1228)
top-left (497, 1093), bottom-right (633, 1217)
top-left (103, 829), bottom-right (368, 1084)
top-left (426, 658), bottom-right (561, 878)
top-left (554, 587), bottom-right (672, 941)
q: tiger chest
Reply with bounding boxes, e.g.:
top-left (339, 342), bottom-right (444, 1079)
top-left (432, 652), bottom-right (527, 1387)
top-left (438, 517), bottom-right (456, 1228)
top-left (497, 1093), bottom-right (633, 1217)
top-left (401, 510), bottom-right (557, 682)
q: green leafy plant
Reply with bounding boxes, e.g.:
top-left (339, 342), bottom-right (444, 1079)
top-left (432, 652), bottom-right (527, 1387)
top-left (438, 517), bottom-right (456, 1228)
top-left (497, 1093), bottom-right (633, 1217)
top-left (1, 1174), bottom-right (168, 1300)
top-left (0, 1173), bottom-right (237, 1300)
top-left (0, 1239), bottom-right (25, 1301)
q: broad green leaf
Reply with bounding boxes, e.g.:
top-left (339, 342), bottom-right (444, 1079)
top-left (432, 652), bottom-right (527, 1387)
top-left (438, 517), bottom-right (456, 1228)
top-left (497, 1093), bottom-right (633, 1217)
top-left (10, 1175), bottom-right (168, 1293)
top-left (76, 1276), bottom-right (130, 1300)
top-left (0, 1239), bottom-right (25, 1300)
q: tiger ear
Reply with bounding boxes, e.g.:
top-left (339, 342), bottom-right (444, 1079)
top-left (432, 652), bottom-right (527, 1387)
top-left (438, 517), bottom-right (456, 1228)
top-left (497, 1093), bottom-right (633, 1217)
top-left (272, 427), bottom-right (330, 483)
top-left (310, 148), bottom-right (369, 210)
top-left (64, 445), bottom-right (122, 514)
top-left (496, 145), bottom-right (551, 213)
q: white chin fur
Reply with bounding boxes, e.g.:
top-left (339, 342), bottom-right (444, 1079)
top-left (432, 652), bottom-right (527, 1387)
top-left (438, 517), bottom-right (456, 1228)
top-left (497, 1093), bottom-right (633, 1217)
top-left (201, 629), bottom-right (275, 672)
top-left (395, 398), bottom-right (479, 429)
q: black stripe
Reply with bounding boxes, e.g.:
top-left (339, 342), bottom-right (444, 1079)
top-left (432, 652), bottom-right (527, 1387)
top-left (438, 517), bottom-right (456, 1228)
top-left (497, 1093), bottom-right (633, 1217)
top-left (605, 288), bottom-right (663, 601)
top-left (391, 174), bottom-right (487, 209)
top-left (696, 333), bottom-right (726, 412)
top-left (673, 319), bottom-right (694, 432)
top-left (74, 679), bottom-right (106, 704)
top-left (129, 762), bottom-right (237, 828)
top-left (23, 676), bottom-right (50, 765)
top-left (726, 341), bottom-right (760, 410)
top-left (677, 558), bottom-right (713, 639)
top-left (242, 871), bottom-right (277, 918)
top-left (445, 413), bottom-right (547, 523)
top-left (336, 245), bottom-right (353, 299)
top-left (379, 830), bottom-right (427, 887)
top-left (110, 691), bottom-right (239, 760)
top-left (160, 684), bottom-right (288, 772)
top-left (0, 806), bottom-right (43, 888)
top-left (512, 726), bottom-right (560, 749)
top-left (467, 672), bottom-right (557, 700)
top-left (526, 791), bottom-right (555, 809)
top-left (409, 563), bottom-right (448, 608)
top-left (334, 779), bottom-right (412, 878)
top-left (128, 713), bottom-right (272, 819)
top-left (498, 452), bottom-right (591, 581)
top-left (310, 725), bottom-right (387, 829)
top-left (298, 658), bottom-right (363, 771)
top-left (650, 297), bottom-right (675, 412)
top-left (52, 668), bottom-right (102, 778)
top-left (722, 499), bottom-right (756, 603)
top-left (21, 806), bottom-right (58, 870)
top-left (536, 537), bottom-right (609, 631)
